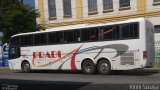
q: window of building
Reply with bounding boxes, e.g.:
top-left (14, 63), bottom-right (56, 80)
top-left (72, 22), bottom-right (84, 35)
top-left (119, 0), bottom-right (130, 7)
top-left (21, 35), bottom-right (33, 46)
top-left (154, 0), bottom-right (160, 2)
top-left (49, 31), bottom-right (63, 44)
top-left (103, 0), bottom-right (113, 10)
top-left (81, 28), bottom-right (99, 42)
top-left (48, 0), bottom-right (57, 18)
top-left (88, 0), bottom-right (98, 13)
top-left (34, 34), bottom-right (47, 45)
top-left (63, 0), bottom-right (72, 17)
top-left (155, 25), bottom-right (160, 33)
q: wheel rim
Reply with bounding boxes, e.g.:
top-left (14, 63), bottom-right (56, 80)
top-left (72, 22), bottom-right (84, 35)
top-left (85, 63), bottom-right (92, 72)
top-left (23, 63), bottom-right (30, 72)
top-left (100, 63), bottom-right (109, 72)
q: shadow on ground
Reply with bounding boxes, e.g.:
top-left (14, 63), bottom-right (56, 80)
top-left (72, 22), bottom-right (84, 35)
top-left (12, 69), bottom-right (160, 76)
top-left (1, 78), bottom-right (159, 90)
top-left (0, 79), bottom-right (91, 90)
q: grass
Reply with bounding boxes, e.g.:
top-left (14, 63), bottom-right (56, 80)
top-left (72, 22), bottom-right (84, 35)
top-left (154, 60), bottom-right (160, 68)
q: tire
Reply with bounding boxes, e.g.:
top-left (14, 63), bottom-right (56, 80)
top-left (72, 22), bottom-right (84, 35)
top-left (22, 62), bottom-right (31, 73)
top-left (97, 60), bottom-right (111, 75)
top-left (82, 60), bottom-right (95, 75)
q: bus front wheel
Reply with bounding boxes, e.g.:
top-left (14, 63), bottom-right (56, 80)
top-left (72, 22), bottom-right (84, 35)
top-left (22, 61), bottom-right (30, 73)
top-left (82, 60), bottom-right (95, 75)
top-left (97, 60), bottom-right (111, 75)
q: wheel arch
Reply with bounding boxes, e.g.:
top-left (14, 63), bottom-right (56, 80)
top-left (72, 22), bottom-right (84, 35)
top-left (21, 60), bottom-right (30, 70)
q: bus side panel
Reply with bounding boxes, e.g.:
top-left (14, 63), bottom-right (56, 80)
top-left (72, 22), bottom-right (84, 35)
top-left (144, 20), bottom-right (155, 67)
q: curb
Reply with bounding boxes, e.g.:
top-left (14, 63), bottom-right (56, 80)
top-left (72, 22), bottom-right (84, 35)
top-left (144, 68), bottom-right (160, 71)
top-left (0, 67), bottom-right (9, 70)
top-left (128, 68), bottom-right (160, 73)
top-left (143, 68), bottom-right (160, 72)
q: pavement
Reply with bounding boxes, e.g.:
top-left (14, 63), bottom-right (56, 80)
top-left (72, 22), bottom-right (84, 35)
top-left (0, 67), bottom-right (160, 90)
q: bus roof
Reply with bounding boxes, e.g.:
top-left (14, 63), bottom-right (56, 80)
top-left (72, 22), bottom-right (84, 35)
top-left (11, 18), bottom-right (145, 37)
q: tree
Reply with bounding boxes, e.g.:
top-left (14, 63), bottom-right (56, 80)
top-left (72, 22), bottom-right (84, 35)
top-left (0, 0), bottom-right (44, 43)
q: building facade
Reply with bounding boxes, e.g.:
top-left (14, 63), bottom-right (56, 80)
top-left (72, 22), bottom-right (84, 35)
top-left (35, 0), bottom-right (160, 30)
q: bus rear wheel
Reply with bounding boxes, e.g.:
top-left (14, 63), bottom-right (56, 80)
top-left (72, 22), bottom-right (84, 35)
top-left (82, 60), bottom-right (95, 75)
top-left (22, 61), bottom-right (30, 73)
top-left (97, 60), bottom-right (111, 75)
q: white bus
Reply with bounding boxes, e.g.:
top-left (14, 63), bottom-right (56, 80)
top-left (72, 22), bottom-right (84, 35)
top-left (8, 18), bottom-right (155, 75)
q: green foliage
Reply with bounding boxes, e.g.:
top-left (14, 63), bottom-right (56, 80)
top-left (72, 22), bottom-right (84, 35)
top-left (0, 0), bottom-right (43, 43)
top-left (154, 60), bottom-right (160, 68)
top-left (154, 50), bottom-right (160, 68)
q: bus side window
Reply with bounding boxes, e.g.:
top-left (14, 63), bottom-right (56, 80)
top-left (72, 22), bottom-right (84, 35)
top-left (21, 35), bottom-right (33, 46)
top-left (49, 31), bottom-right (63, 44)
top-left (120, 23), bottom-right (139, 39)
top-left (102, 25), bottom-right (119, 40)
top-left (90, 28), bottom-right (98, 41)
top-left (34, 33), bottom-right (47, 45)
top-left (64, 30), bottom-right (80, 43)
top-left (81, 28), bottom-right (99, 42)
top-left (10, 36), bottom-right (20, 46)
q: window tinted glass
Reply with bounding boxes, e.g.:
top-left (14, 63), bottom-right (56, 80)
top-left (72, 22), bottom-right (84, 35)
top-left (102, 25), bottom-right (120, 40)
top-left (81, 28), bottom-right (99, 42)
top-left (64, 30), bottom-right (80, 43)
top-left (21, 35), bottom-right (33, 46)
top-left (120, 23), bottom-right (139, 39)
top-left (49, 31), bottom-right (63, 44)
top-left (34, 34), bottom-right (47, 45)
top-left (131, 23), bottom-right (138, 38)
top-left (10, 36), bottom-right (20, 46)
top-left (121, 24), bottom-right (130, 38)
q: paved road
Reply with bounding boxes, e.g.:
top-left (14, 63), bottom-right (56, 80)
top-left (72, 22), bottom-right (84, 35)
top-left (0, 69), bottom-right (160, 90)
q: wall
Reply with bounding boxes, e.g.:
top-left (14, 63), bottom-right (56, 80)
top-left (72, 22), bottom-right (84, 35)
top-left (36, 0), bottom-right (160, 28)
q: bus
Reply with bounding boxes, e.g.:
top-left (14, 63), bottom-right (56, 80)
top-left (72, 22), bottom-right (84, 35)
top-left (8, 18), bottom-right (155, 75)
